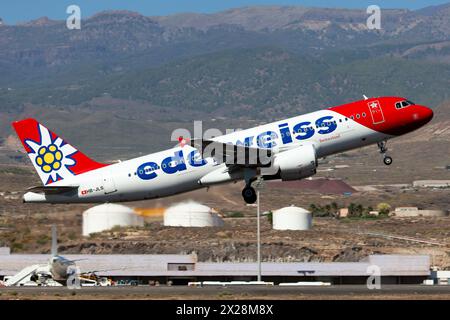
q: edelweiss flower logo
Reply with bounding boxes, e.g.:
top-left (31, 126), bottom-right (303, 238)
top-left (25, 124), bottom-right (78, 185)
top-left (35, 144), bottom-right (63, 173)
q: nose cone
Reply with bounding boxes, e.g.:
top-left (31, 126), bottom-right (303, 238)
top-left (418, 105), bottom-right (434, 124)
top-left (412, 105), bottom-right (433, 124)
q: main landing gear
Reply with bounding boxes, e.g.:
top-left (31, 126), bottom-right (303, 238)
top-left (242, 186), bottom-right (257, 204)
top-left (377, 140), bottom-right (393, 166)
top-left (242, 168), bottom-right (258, 204)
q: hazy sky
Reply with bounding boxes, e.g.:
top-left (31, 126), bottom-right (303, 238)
top-left (0, 0), bottom-right (448, 24)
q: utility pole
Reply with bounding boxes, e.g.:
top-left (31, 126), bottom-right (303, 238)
top-left (257, 188), bottom-right (261, 282)
top-left (255, 178), bottom-right (264, 282)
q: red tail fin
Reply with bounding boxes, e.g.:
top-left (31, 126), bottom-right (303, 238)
top-left (12, 118), bottom-right (108, 185)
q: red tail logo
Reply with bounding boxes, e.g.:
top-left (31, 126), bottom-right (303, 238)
top-left (12, 118), bottom-right (108, 185)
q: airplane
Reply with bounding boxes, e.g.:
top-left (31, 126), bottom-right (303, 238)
top-left (47, 225), bottom-right (77, 282)
top-left (12, 96), bottom-right (433, 204)
top-left (3, 226), bottom-right (79, 286)
top-left (2, 225), bottom-right (113, 287)
top-left (42, 226), bottom-right (114, 286)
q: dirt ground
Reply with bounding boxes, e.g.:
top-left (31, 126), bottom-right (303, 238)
top-left (0, 121), bottom-right (449, 300)
top-left (0, 162), bottom-right (449, 267)
top-left (1, 123), bottom-right (450, 266)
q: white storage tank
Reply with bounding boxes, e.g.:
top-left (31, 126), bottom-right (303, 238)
top-left (272, 206), bottom-right (312, 231)
top-left (164, 201), bottom-right (224, 227)
top-left (82, 203), bottom-right (144, 236)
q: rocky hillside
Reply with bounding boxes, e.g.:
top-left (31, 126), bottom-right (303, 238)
top-left (1, 4), bottom-right (450, 85)
top-left (1, 5), bottom-right (450, 158)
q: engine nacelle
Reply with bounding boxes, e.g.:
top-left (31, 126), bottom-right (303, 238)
top-left (198, 164), bottom-right (244, 186)
top-left (265, 144), bottom-right (317, 181)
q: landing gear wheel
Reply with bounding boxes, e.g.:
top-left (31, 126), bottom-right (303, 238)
top-left (377, 141), bottom-right (392, 166)
top-left (242, 186), bottom-right (257, 204)
top-left (383, 156), bottom-right (393, 166)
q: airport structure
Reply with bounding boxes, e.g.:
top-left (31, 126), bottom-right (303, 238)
top-left (413, 180), bottom-right (450, 188)
top-left (272, 206), bottom-right (312, 231)
top-left (163, 202), bottom-right (224, 228)
top-left (82, 203), bottom-right (144, 236)
top-left (393, 207), bottom-right (448, 217)
top-left (0, 250), bottom-right (432, 285)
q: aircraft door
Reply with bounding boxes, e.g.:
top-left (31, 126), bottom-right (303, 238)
top-left (102, 173), bottom-right (117, 194)
top-left (367, 100), bottom-right (385, 124)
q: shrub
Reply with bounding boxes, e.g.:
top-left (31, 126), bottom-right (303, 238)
top-left (376, 203), bottom-right (391, 216)
top-left (266, 211), bottom-right (273, 225)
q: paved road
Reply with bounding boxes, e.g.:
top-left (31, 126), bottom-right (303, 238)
top-left (1, 285), bottom-right (450, 299)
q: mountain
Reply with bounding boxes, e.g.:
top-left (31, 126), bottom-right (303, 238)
top-left (2, 46), bottom-right (450, 116)
top-left (153, 6), bottom-right (405, 31)
top-left (0, 5), bottom-right (450, 159)
top-left (1, 5), bottom-right (450, 84)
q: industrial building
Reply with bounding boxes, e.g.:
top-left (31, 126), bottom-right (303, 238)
top-left (413, 180), bottom-right (450, 188)
top-left (0, 250), bottom-right (431, 285)
top-left (163, 202), bottom-right (224, 227)
top-left (82, 203), bottom-right (144, 236)
top-left (393, 207), bottom-right (448, 217)
top-left (272, 206), bottom-right (312, 231)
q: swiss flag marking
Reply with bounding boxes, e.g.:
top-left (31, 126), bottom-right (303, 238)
top-left (368, 100), bottom-right (385, 124)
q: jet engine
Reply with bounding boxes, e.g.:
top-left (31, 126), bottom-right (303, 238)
top-left (264, 144), bottom-right (317, 181)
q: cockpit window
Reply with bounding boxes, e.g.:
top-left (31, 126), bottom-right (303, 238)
top-left (395, 100), bottom-right (414, 109)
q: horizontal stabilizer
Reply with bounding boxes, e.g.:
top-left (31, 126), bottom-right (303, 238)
top-left (27, 185), bottom-right (79, 195)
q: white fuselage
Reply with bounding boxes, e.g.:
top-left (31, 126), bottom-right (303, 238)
top-left (23, 109), bottom-right (391, 203)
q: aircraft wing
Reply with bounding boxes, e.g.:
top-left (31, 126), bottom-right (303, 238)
top-left (189, 138), bottom-right (273, 167)
top-left (27, 185), bottom-right (79, 195)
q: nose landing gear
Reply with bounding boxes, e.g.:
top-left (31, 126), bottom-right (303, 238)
top-left (377, 140), bottom-right (393, 166)
top-left (383, 156), bottom-right (393, 166)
